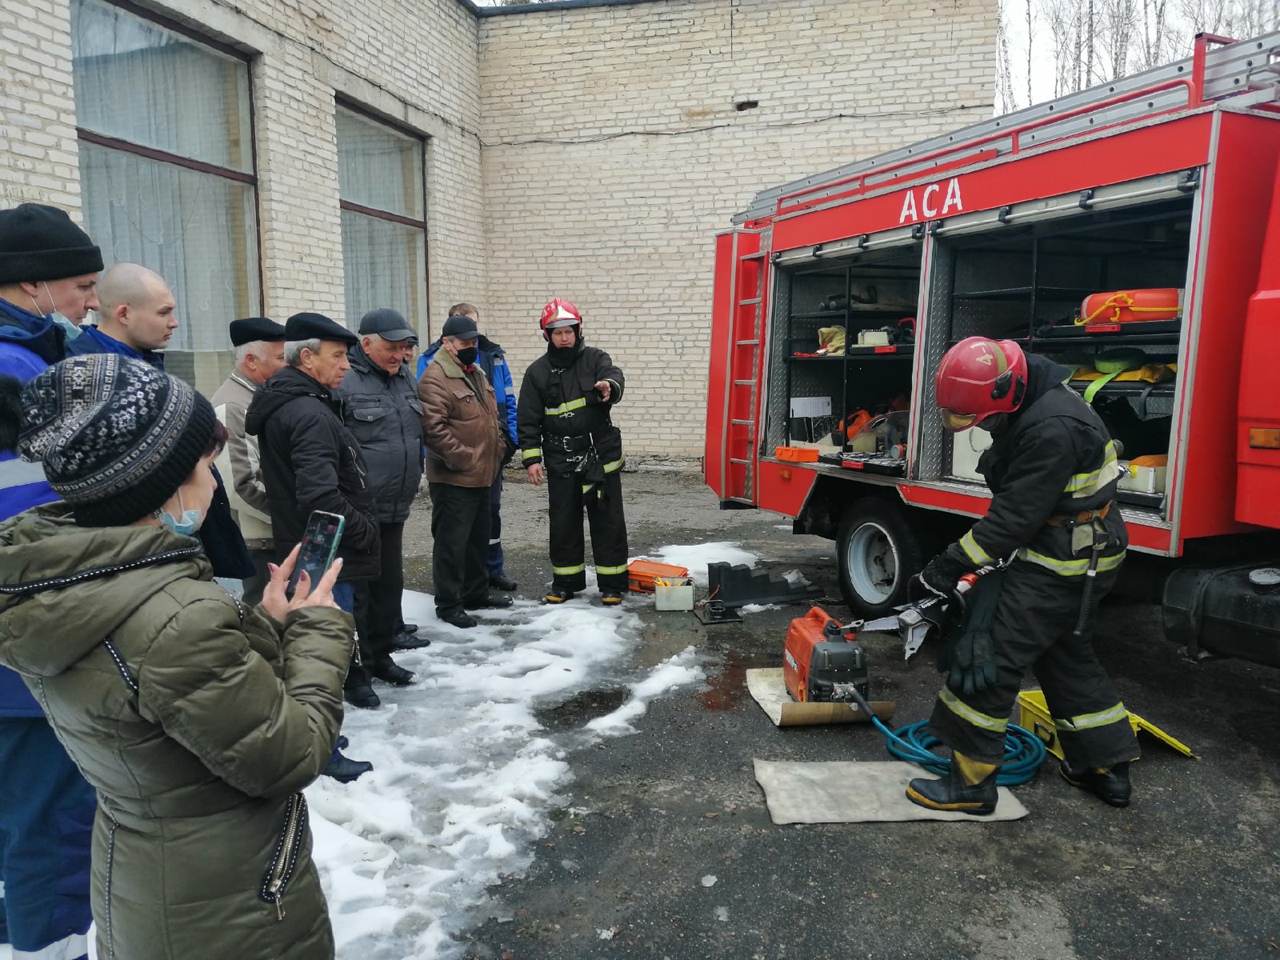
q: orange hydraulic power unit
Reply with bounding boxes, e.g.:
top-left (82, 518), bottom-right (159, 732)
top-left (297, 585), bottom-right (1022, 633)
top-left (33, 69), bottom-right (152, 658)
top-left (782, 607), bottom-right (870, 704)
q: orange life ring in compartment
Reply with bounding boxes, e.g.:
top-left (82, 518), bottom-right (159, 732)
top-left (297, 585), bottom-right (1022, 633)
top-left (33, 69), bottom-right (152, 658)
top-left (1076, 288), bottom-right (1182, 325)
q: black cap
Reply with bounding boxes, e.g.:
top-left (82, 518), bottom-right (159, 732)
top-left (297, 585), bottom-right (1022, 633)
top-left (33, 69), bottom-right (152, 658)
top-left (358, 308), bottom-right (418, 344)
top-left (285, 312), bottom-right (358, 346)
top-left (229, 316), bottom-right (287, 347)
top-left (0, 203), bottom-right (104, 285)
top-left (441, 314), bottom-right (482, 339)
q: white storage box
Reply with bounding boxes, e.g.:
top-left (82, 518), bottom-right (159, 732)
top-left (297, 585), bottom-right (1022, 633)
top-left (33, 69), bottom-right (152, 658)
top-left (950, 428), bottom-right (992, 481)
top-left (1117, 459), bottom-right (1167, 494)
top-left (654, 578), bottom-right (695, 611)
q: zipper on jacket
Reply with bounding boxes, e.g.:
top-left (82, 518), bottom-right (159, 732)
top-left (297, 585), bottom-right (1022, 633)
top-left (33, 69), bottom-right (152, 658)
top-left (260, 792), bottom-right (307, 921)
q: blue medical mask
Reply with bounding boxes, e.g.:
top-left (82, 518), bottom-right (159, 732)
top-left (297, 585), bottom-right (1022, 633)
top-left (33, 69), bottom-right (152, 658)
top-left (31, 283), bottom-right (76, 332)
top-left (156, 491), bottom-right (201, 536)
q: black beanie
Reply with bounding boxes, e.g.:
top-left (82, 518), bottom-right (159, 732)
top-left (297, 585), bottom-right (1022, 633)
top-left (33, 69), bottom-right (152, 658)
top-left (16, 355), bottom-right (216, 526)
top-left (0, 203), bottom-right (104, 285)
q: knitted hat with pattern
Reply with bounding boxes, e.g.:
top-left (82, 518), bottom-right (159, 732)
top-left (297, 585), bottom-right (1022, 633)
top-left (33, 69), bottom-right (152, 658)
top-left (15, 354), bottom-right (215, 526)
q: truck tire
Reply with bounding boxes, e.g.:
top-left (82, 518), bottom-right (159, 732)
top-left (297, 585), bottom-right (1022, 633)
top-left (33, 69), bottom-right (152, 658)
top-left (836, 498), bottom-right (924, 618)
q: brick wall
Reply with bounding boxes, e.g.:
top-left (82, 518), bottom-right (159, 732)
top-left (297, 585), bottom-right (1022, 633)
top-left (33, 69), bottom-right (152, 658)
top-left (0, 0), bottom-right (82, 213)
top-left (478, 0), bottom-right (996, 459)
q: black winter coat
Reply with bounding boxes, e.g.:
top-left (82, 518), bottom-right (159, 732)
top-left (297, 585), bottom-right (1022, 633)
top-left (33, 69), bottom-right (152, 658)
top-left (517, 343), bottom-right (625, 476)
top-left (336, 345), bottom-right (424, 524)
top-left (244, 366), bottom-right (380, 581)
top-left (944, 353), bottom-right (1127, 578)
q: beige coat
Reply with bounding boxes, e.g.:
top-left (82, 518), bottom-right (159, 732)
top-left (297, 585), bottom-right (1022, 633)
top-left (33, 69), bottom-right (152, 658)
top-left (418, 349), bottom-right (504, 488)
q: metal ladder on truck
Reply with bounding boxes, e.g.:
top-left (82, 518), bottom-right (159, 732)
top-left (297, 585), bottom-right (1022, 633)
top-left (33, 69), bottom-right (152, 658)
top-left (716, 231), bottom-right (767, 503)
top-left (734, 31), bottom-right (1280, 226)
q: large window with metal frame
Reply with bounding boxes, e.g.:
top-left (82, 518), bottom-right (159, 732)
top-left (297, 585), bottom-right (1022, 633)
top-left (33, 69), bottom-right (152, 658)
top-left (336, 106), bottom-right (427, 337)
top-left (71, 0), bottom-right (260, 395)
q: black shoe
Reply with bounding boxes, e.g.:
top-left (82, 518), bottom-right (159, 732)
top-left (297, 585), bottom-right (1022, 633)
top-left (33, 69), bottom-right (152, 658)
top-left (372, 661), bottom-right (415, 686)
top-left (600, 590), bottom-right (623, 606)
top-left (464, 594), bottom-right (513, 610)
top-left (1060, 760), bottom-right (1131, 807)
top-left (393, 628), bottom-right (432, 650)
top-left (544, 587), bottom-right (575, 604)
top-left (344, 684), bottom-right (382, 709)
top-left (336, 735), bottom-right (349, 750)
top-left (438, 609), bottom-right (478, 629)
top-left (323, 750), bottom-right (373, 784)
top-left (489, 575), bottom-right (519, 592)
top-left (906, 764), bottom-right (999, 816)
top-left (398, 622), bottom-right (420, 635)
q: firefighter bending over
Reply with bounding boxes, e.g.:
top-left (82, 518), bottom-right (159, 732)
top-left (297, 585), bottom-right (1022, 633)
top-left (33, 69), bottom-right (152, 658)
top-left (905, 337), bottom-right (1139, 815)
top-left (518, 299), bottom-right (629, 605)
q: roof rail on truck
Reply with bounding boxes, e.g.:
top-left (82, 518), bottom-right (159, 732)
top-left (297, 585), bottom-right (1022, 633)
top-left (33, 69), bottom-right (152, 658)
top-left (735, 31), bottom-right (1280, 225)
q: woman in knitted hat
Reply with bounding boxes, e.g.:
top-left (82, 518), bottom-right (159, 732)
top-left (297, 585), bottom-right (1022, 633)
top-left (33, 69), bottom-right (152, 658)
top-left (0, 354), bottom-right (351, 960)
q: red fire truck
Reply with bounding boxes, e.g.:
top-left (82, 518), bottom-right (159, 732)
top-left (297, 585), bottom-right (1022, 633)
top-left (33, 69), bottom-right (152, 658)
top-left (704, 31), bottom-right (1280, 665)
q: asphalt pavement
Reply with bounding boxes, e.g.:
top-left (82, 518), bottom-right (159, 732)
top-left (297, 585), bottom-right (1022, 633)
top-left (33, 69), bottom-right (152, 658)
top-left (403, 468), bottom-right (1280, 960)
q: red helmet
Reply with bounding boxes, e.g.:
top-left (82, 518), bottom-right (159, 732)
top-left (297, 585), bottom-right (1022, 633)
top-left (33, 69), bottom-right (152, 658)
top-left (934, 337), bottom-right (1027, 431)
top-left (540, 299), bottom-right (582, 340)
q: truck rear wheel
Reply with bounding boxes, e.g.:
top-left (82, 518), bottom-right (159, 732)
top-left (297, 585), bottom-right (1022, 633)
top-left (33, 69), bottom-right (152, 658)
top-left (837, 498), bottom-right (924, 618)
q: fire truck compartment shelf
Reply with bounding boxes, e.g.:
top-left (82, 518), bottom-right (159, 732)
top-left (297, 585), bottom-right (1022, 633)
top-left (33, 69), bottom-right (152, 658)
top-left (952, 285), bottom-right (1099, 301)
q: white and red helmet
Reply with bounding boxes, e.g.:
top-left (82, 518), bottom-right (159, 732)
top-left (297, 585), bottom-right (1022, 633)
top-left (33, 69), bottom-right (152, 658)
top-left (540, 298), bottom-right (582, 341)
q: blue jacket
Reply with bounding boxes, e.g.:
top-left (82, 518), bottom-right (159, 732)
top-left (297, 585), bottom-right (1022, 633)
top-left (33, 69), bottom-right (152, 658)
top-left (418, 334), bottom-right (517, 446)
top-left (0, 298), bottom-right (66, 716)
top-left (65, 324), bottom-right (166, 368)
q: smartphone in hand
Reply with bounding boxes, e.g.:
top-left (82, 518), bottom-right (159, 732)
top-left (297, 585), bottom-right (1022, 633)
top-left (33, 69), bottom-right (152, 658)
top-left (287, 511), bottom-right (346, 598)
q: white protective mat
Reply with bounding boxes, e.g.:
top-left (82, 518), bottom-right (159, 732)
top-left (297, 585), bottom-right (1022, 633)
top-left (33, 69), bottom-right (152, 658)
top-left (754, 759), bottom-right (1029, 823)
top-left (746, 667), bottom-right (896, 727)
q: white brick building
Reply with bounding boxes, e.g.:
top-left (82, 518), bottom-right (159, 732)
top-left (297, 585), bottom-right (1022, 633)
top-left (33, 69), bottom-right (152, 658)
top-left (0, 0), bottom-right (996, 458)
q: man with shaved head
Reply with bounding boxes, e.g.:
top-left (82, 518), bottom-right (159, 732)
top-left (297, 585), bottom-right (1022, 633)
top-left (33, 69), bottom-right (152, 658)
top-left (66, 262), bottom-right (178, 367)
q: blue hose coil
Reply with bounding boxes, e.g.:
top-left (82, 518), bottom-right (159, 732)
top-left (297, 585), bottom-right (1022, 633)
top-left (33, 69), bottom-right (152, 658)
top-left (871, 716), bottom-right (1047, 786)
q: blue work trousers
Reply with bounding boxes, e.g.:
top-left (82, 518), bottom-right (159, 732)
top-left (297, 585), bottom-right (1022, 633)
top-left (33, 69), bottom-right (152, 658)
top-left (0, 717), bottom-right (94, 958)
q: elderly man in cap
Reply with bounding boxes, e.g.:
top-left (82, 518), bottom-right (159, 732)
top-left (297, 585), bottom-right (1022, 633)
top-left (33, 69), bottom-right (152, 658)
top-left (248, 312), bottom-right (405, 719)
top-left (0, 201), bottom-right (103, 960)
top-left (419, 313), bottom-right (509, 629)
top-left (211, 317), bottom-right (288, 605)
top-left (337, 308), bottom-right (426, 665)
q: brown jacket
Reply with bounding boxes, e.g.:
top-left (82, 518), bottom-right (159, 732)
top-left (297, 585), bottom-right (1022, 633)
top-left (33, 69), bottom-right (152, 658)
top-left (418, 349), bottom-right (504, 487)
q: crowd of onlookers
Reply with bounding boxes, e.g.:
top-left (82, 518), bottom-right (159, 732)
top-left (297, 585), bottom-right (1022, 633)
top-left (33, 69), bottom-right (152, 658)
top-left (0, 202), bottom-right (631, 959)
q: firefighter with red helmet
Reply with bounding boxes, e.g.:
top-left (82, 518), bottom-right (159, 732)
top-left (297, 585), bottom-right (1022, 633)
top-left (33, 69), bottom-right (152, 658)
top-left (905, 337), bottom-right (1138, 815)
top-left (517, 299), bottom-right (629, 605)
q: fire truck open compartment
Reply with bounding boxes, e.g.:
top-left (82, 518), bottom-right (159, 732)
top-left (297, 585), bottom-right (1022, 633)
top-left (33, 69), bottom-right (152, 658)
top-left (707, 30), bottom-right (1280, 659)
top-left (923, 194), bottom-right (1193, 512)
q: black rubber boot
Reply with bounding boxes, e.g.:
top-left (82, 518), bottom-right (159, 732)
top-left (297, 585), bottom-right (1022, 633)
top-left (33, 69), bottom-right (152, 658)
top-left (906, 763), bottom-right (999, 816)
top-left (544, 587), bottom-right (575, 604)
top-left (1060, 760), bottom-right (1131, 807)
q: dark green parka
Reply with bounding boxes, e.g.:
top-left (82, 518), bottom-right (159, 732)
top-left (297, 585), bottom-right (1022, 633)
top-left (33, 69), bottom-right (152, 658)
top-left (0, 504), bottom-right (352, 960)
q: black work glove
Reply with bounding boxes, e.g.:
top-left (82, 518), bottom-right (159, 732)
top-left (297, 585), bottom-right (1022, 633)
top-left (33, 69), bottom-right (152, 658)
top-left (939, 568), bottom-right (1004, 697)
top-left (947, 626), bottom-right (998, 698)
top-left (910, 550), bottom-right (969, 603)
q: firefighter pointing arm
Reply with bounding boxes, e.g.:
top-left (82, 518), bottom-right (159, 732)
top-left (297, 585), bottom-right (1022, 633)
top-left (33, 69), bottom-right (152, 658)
top-left (904, 337), bottom-right (1139, 816)
top-left (517, 299), bottom-right (629, 606)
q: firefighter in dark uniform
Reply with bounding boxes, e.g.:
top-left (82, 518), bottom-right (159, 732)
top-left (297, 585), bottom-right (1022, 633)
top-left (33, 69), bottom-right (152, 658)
top-left (518, 299), bottom-right (629, 605)
top-left (905, 337), bottom-right (1139, 815)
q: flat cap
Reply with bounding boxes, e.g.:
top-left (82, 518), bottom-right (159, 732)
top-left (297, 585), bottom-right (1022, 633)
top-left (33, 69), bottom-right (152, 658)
top-left (229, 316), bottom-right (287, 347)
top-left (441, 314), bottom-right (482, 340)
top-left (359, 308), bottom-right (418, 344)
top-left (285, 312), bottom-right (358, 346)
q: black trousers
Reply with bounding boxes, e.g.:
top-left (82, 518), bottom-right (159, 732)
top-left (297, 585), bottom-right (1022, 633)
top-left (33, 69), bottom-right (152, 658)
top-left (548, 470), bottom-right (629, 593)
top-left (429, 483), bottom-right (491, 616)
top-left (928, 559), bottom-right (1139, 767)
top-left (361, 521), bottom-right (404, 670)
top-left (340, 579), bottom-right (377, 690)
